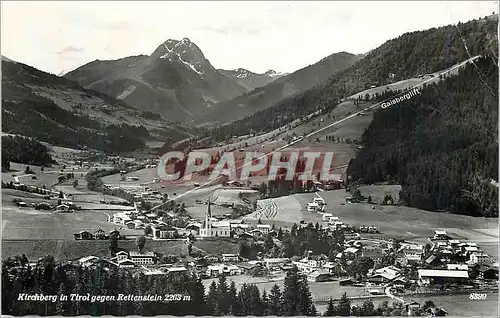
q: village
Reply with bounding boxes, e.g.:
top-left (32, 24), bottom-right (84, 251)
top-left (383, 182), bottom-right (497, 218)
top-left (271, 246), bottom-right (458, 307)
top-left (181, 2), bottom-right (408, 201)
top-left (2, 147), bottom-right (499, 316)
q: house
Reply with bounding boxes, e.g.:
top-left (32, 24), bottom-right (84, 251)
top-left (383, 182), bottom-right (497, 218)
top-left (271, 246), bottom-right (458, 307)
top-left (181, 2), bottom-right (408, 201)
top-left (425, 255), bottom-right (439, 266)
top-left (113, 213), bottom-right (132, 225)
top-left (129, 251), bottom-right (155, 265)
top-left (397, 244), bottom-right (424, 266)
top-left (344, 247), bottom-right (361, 259)
top-left (404, 301), bottom-right (420, 316)
top-left (109, 230), bottom-right (121, 238)
top-left (367, 266), bottom-right (400, 284)
top-left (417, 269), bottom-right (469, 286)
top-left (125, 221), bottom-right (136, 229)
top-left (322, 213), bottom-right (333, 221)
top-left (186, 222), bottom-right (202, 234)
top-left (152, 227), bottom-right (178, 240)
top-left (263, 258), bottom-right (288, 269)
top-left (143, 269), bottom-right (166, 276)
top-left (113, 251), bottom-right (129, 262)
top-left (256, 224), bottom-right (271, 235)
top-left (293, 255), bottom-right (327, 273)
top-left (476, 265), bottom-right (498, 280)
top-left (237, 262), bottom-right (257, 273)
top-left (79, 256), bottom-right (99, 267)
top-left (322, 262), bottom-right (345, 276)
top-left (118, 259), bottom-right (135, 268)
top-left (468, 252), bottom-right (490, 265)
top-left (307, 269), bottom-right (335, 282)
top-left (56, 204), bottom-right (71, 212)
top-left (94, 229), bottom-right (107, 240)
top-left (206, 264), bottom-right (242, 277)
top-left (166, 266), bottom-right (187, 275)
top-left (74, 230), bottom-right (93, 240)
top-left (222, 254), bottom-right (240, 263)
top-left (426, 307), bottom-right (448, 317)
top-left (446, 264), bottom-right (468, 271)
top-left (272, 238), bottom-right (283, 249)
top-left (250, 229), bottom-right (263, 237)
top-left (448, 239), bottom-right (460, 247)
top-left (433, 230), bottom-right (448, 240)
top-left (204, 254), bottom-right (220, 263)
top-left (90, 259), bottom-right (118, 271)
top-left (237, 232), bottom-right (254, 240)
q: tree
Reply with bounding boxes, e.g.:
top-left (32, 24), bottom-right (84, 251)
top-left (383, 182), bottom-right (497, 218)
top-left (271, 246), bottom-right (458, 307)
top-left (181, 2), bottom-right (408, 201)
top-left (59, 191), bottom-right (64, 199)
top-left (109, 232), bottom-right (118, 256)
top-left (337, 293), bottom-right (351, 316)
top-left (422, 300), bottom-right (435, 311)
top-left (216, 274), bottom-right (229, 315)
top-left (324, 298), bottom-right (336, 316)
top-left (281, 267), bottom-right (302, 316)
top-left (228, 281), bottom-right (239, 315)
top-left (267, 284), bottom-right (282, 316)
top-left (135, 235), bottom-right (146, 253)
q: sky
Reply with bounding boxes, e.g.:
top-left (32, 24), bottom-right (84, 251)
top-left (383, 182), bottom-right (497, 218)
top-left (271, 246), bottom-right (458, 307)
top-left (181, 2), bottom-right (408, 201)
top-left (1, 1), bottom-right (498, 75)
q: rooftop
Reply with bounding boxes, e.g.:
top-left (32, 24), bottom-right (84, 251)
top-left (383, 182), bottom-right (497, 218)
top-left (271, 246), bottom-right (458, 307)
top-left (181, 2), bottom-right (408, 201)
top-left (418, 269), bottom-right (469, 278)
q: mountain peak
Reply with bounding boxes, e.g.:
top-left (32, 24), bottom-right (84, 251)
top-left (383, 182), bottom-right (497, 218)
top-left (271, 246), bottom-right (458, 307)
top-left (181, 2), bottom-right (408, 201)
top-left (151, 37), bottom-right (211, 75)
top-left (264, 69), bottom-right (286, 78)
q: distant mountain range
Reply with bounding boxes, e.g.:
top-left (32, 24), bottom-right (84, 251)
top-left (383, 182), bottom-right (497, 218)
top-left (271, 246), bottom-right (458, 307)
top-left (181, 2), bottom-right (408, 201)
top-left (204, 51), bottom-right (364, 123)
top-left (218, 68), bottom-right (287, 91)
top-left (65, 38), bottom-right (285, 122)
top-left (64, 37), bottom-right (360, 123)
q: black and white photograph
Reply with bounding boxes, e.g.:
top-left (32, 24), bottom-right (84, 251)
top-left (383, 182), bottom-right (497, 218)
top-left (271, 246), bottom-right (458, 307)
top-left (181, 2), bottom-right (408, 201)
top-left (1, 1), bottom-right (499, 317)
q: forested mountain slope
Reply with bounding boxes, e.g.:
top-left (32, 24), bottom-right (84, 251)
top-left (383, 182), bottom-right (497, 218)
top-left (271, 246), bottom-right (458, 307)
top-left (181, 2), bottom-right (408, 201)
top-left (347, 57), bottom-right (498, 217)
top-left (205, 52), bottom-right (362, 123)
top-left (206, 15), bottom-right (497, 139)
top-left (1, 58), bottom-right (196, 153)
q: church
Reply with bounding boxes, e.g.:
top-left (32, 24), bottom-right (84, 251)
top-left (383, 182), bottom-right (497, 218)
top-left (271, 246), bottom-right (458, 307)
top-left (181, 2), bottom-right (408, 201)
top-left (199, 201), bottom-right (232, 238)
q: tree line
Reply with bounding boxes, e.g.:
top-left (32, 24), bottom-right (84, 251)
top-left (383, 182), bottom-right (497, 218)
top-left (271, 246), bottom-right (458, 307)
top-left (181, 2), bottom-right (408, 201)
top-left (1, 136), bottom-right (55, 171)
top-left (2, 255), bottom-right (415, 316)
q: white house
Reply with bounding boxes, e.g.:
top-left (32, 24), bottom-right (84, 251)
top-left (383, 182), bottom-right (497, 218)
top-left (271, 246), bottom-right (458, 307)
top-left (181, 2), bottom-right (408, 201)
top-left (222, 254), bottom-right (240, 263)
top-left (79, 256), bottom-right (99, 267)
top-left (256, 224), bottom-right (271, 234)
top-left (129, 251), bottom-right (155, 265)
top-left (433, 230), bottom-right (447, 239)
top-left (468, 252), bottom-right (490, 265)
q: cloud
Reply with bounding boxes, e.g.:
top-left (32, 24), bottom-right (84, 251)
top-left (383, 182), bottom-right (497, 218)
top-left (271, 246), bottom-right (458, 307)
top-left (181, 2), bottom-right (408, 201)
top-left (57, 46), bottom-right (84, 54)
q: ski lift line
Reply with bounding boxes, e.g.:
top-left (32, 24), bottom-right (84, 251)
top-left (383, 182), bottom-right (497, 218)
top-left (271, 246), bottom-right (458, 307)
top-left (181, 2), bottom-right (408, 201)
top-left (145, 56), bottom-right (477, 213)
top-left (445, 3), bottom-right (497, 98)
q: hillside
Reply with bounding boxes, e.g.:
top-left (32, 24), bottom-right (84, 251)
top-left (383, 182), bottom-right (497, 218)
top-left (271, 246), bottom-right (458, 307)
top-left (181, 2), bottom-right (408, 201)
top-left (65, 38), bottom-right (249, 122)
top-left (204, 51), bottom-right (362, 123)
top-left (218, 68), bottom-right (285, 91)
top-left (347, 57), bottom-right (498, 217)
top-left (204, 15), bottom-right (498, 139)
top-left (1, 58), bottom-right (197, 153)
